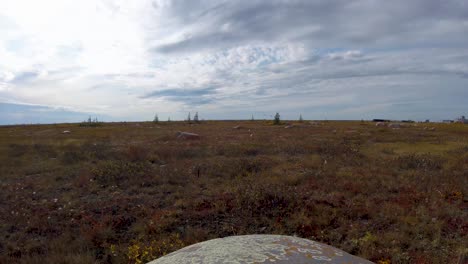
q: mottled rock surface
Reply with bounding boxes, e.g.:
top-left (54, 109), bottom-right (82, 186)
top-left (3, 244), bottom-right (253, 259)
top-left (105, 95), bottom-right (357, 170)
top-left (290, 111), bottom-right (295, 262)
top-left (148, 235), bottom-right (373, 264)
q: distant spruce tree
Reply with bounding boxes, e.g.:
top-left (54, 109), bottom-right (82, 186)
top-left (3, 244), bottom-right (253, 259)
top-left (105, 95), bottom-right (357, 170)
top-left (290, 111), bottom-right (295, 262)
top-left (251, 114), bottom-right (254, 121)
top-left (153, 114), bottom-right (159, 123)
top-left (167, 117), bottom-right (171, 122)
top-left (299, 114), bottom-right (303, 122)
top-left (80, 116), bottom-right (101, 127)
top-left (194, 112), bottom-right (199, 123)
top-left (274, 112), bottom-right (281, 125)
top-left (187, 112), bottom-right (191, 123)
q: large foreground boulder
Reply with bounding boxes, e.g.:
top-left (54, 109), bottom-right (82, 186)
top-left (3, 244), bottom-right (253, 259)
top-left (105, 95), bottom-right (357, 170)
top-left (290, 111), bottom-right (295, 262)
top-left (147, 235), bottom-right (372, 264)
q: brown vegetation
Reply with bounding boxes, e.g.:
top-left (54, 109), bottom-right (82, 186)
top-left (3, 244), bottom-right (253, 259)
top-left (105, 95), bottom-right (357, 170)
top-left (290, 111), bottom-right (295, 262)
top-left (0, 121), bottom-right (467, 263)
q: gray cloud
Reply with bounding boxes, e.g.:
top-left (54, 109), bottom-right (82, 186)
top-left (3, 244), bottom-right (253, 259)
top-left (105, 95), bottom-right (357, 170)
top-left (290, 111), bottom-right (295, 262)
top-left (0, 102), bottom-right (106, 125)
top-left (11, 71), bottom-right (39, 84)
top-left (153, 0), bottom-right (468, 54)
top-left (142, 86), bottom-right (218, 106)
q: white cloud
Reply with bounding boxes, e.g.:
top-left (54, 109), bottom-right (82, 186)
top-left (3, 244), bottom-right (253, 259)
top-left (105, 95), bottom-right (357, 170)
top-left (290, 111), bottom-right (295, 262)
top-left (0, 0), bottom-right (467, 123)
top-left (327, 50), bottom-right (363, 60)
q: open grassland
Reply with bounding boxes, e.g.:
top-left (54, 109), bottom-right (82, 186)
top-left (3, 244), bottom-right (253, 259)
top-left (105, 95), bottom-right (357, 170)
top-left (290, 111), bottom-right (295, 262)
top-left (0, 121), bottom-right (467, 264)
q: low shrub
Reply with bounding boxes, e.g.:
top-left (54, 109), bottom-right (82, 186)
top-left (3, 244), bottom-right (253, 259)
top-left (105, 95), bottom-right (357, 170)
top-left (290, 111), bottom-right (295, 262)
top-left (125, 145), bottom-right (150, 162)
top-left (33, 144), bottom-right (57, 158)
top-left (8, 143), bottom-right (29, 157)
top-left (395, 153), bottom-right (445, 171)
top-left (81, 141), bottom-right (116, 160)
top-left (61, 145), bottom-right (87, 164)
top-left (126, 234), bottom-right (185, 264)
top-left (91, 160), bottom-right (153, 186)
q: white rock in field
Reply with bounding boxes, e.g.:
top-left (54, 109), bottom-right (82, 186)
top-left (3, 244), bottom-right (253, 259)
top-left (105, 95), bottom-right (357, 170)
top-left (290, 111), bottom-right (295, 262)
top-left (388, 123), bottom-right (401, 128)
top-left (176, 131), bottom-right (200, 140)
top-left (375, 122), bottom-right (386, 127)
top-left (62, 130), bottom-right (71, 134)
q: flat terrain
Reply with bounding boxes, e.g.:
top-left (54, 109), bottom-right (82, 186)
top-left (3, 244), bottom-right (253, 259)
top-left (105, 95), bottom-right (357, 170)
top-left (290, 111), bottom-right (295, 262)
top-left (0, 121), bottom-right (467, 263)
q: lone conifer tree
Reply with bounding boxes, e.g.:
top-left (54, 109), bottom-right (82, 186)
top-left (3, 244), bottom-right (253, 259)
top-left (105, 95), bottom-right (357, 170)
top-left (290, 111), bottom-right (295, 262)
top-left (299, 114), bottom-right (303, 122)
top-left (167, 117), bottom-right (171, 122)
top-left (187, 112), bottom-right (191, 123)
top-left (274, 112), bottom-right (281, 125)
top-left (251, 114), bottom-right (254, 121)
top-left (153, 114), bottom-right (159, 123)
top-left (194, 112), bottom-right (199, 123)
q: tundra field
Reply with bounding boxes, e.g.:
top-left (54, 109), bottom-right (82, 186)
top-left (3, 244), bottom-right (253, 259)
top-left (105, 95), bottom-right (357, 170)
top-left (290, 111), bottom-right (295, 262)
top-left (0, 121), bottom-right (467, 264)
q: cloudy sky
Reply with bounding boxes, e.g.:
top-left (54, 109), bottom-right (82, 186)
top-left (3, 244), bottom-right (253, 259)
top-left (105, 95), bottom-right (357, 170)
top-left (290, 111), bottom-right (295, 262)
top-left (1, 0), bottom-right (467, 124)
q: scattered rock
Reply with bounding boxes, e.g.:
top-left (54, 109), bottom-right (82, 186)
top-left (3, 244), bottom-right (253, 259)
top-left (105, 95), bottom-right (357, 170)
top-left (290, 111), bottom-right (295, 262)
top-left (176, 131), bottom-right (200, 140)
top-left (375, 122), bottom-right (386, 127)
top-left (388, 123), bottom-right (401, 128)
top-left (62, 130), bottom-right (71, 134)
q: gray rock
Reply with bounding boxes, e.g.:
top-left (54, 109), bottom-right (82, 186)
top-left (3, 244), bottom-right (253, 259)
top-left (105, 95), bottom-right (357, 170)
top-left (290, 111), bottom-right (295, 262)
top-left (375, 122), bottom-right (386, 127)
top-left (147, 235), bottom-right (373, 264)
top-left (176, 131), bottom-right (200, 140)
top-left (388, 123), bottom-right (401, 128)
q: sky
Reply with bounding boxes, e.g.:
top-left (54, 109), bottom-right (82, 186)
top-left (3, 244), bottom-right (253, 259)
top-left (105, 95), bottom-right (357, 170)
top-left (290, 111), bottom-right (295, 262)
top-left (0, 0), bottom-right (467, 124)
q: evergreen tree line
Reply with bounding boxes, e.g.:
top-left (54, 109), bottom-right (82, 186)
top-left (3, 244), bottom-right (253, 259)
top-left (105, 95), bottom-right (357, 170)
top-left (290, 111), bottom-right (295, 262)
top-left (153, 112), bottom-right (304, 124)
